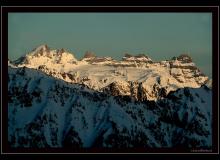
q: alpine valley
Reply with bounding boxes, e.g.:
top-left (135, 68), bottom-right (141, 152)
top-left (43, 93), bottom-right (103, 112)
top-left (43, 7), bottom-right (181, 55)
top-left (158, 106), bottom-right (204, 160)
top-left (8, 45), bottom-right (212, 149)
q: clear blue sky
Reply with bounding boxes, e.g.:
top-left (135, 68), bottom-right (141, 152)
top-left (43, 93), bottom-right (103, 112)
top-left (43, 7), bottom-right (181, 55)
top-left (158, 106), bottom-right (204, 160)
top-left (8, 13), bottom-right (212, 78)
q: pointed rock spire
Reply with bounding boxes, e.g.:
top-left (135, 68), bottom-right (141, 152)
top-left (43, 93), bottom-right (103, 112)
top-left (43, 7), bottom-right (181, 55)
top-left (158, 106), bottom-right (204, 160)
top-left (83, 51), bottom-right (96, 59)
top-left (177, 53), bottom-right (193, 63)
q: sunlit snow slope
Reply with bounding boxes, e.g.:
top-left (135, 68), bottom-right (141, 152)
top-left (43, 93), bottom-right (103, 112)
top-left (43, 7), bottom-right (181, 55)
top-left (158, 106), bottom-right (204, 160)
top-left (11, 45), bottom-right (210, 101)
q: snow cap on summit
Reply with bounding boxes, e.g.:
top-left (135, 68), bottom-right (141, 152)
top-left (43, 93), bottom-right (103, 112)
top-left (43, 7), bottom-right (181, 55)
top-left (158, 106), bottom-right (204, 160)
top-left (14, 45), bottom-right (78, 67)
top-left (30, 44), bottom-right (50, 55)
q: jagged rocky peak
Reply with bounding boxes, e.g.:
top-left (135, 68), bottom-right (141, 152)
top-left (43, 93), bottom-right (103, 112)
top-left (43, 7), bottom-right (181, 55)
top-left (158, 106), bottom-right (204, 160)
top-left (12, 45), bottom-right (78, 67)
top-left (83, 51), bottom-right (114, 63)
top-left (29, 45), bottom-right (76, 59)
top-left (172, 53), bottom-right (193, 63)
top-left (54, 48), bottom-right (78, 62)
top-left (56, 48), bottom-right (67, 55)
top-left (30, 44), bottom-right (50, 56)
top-left (11, 45), bottom-right (51, 65)
top-left (170, 53), bottom-right (197, 69)
top-left (82, 51), bottom-right (97, 62)
top-left (122, 53), bottom-right (152, 62)
top-left (168, 53), bottom-right (208, 86)
top-left (83, 51), bottom-right (96, 59)
top-left (177, 53), bottom-right (193, 62)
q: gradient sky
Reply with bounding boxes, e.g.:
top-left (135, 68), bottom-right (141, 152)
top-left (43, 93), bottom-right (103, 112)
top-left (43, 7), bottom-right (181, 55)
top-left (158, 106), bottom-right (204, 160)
top-left (8, 13), bottom-right (212, 78)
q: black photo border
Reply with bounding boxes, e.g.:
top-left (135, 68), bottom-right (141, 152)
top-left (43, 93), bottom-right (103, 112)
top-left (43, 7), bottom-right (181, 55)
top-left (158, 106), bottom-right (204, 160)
top-left (1, 6), bottom-right (219, 155)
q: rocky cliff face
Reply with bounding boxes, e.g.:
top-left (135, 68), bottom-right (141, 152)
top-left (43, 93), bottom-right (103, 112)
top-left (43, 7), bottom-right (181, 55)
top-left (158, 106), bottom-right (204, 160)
top-left (8, 66), bottom-right (212, 148)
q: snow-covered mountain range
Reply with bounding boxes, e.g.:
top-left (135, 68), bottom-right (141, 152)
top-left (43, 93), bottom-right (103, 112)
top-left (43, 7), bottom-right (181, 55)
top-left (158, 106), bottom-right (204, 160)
top-left (8, 45), bottom-right (212, 149)
top-left (9, 44), bottom-right (210, 101)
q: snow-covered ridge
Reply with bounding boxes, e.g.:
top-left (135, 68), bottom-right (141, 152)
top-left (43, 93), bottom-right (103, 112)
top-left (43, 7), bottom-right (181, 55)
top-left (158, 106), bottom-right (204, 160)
top-left (8, 66), bottom-right (212, 148)
top-left (9, 45), bottom-right (210, 100)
